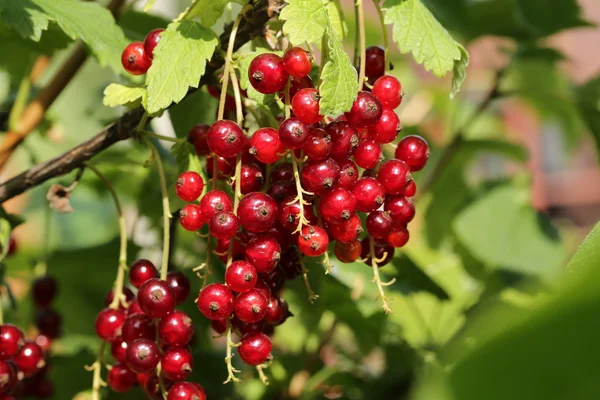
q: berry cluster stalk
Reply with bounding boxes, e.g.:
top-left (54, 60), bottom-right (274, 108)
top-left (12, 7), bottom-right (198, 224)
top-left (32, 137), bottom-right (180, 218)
top-left (368, 237), bottom-right (395, 313)
top-left (356, 0), bottom-right (367, 88)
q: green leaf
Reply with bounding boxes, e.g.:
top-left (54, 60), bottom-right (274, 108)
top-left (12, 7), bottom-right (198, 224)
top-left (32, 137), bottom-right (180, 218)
top-left (237, 48), bottom-right (280, 105)
top-left (144, 0), bottom-right (157, 12)
top-left (103, 83), bottom-right (147, 108)
top-left (279, 0), bottom-right (329, 45)
top-left (383, 0), bottom-right (467, 92)
top-left (171, 142), bottom-right (202, 174)
top-left (169, 88), bottom-right (217, 137)
top-left (0, 0), bottom-right (50, 41)
top-left (183, 0), bottom-right (245, 27)
top-left (566, 222), bottom-right (600, 279)
top-left (325, 0), bottom-right (346, 40)
top-left (145, 20), bottom-right (218, 114)
top-left (516, 0), bottom-right (592, 38)
top-left (451, 43), bottom-right (469, 98)
top-left (453, 182), bottom-right (565, 279)
top-left (392, 255), bottom-right (450, 300)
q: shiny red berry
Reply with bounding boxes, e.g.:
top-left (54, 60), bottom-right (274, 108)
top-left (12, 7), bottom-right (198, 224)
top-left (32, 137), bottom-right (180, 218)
top-left (209, 211), bottom-right (239, 240)
top-left (384, 195), bottom-right (415, 225)
top-left (265, 297), bottom-right (290, 325)
top-left (175, 171), bottom-right (204, 202)
top-left (269, 163), bottom-right (294, 183)
top-left (121, 42), bottom-right (152, 75)
top-left (364, 46), bottom-right (385, 85)
top-left (167, 382), bottom-right (206, 400)
top-left (129, 259), bottom-right (158, 288)
top-left (291, 88), bottom-right (323, 124)
top-left (35, 308), bottom-right (62, 339)
top-left (166, 271), bottom-right (191, 305)
top-left (108, 362), bottom-right (137, 392)
top-left (387, 225), bottom-right (410, 248)
top-left (279, 118), bottom-right (310, 149)
top-left (249, 53), bottom-right (289, 94)
top-left (143, 28), bottom-right (165, 60)
top-left (32, 276), bottom-right (58, 308)
top-left (111, 338), bottom-right (128, 363)
top-left (188, 124), bottom-right (210, 156)
top-left (325, 121), bottom-right (360, 161)
top-left (0, 359), bottom-right (17, 394)
top-left (245, 235), bottom-right (281, 273)
top-left (14, 341), bottom-right (44, 377)
top-left (300, 158), bottom-right (340, 195)
top-left (137, 279), bottom-right (176, 318)
top-left (345, 91), bottom-right (383, 127)
top-left (238, 332), bottom-right (272, 366)
top-left (95, 308), bottom-right (126, 342)
top-left (158, 311), bottom-right (194, 347)
top-left (318, 187), bottom-right (357, 224)
top-left (298, 225), bottom-right (329, 257)
top-left (334, 240), bottom-right (362, 263)
top-left (225, 261), bottom-right (258, 293)
top-left (352, 177), bottom-right (385, 212)
top-left (198, 190), bottom-right (233, 224)
top-left (336, 159), bottom-right (359, 189)
top-left (378, 159), bottom-right (412, 195)
top-left (361, 238), bottom-right (394, 267)
top-left (368, 109), bottom-right (401, 144)
top-left (403, 180), bottom-right (417, 197)
top-left (179, 204), bottom-right (203, 231)
top-left (206, 155), bottom-right (234, 180)
top-left (161, 347), bottom-right (193, 381)
top-left (234, 289), bottom-right (268, 323)
top-left (122, 314), bottom-right (156, 343)
top-left (207, 120), bottom-right (245, 158)
top-left (197, 283), bottom-right (234, 320)
top-left (238, 163), bottom-right (264, 194)
top-left (250, 128), bottom-right (285, 164)
top-left (125, 338), bottom-right (160, 374)
top-left (328, 214), bottom-right (362, 243)
top-left (237, 192), bottom-right (279, 233)
top-left (395, 135), bottom-right (430, 171)
top-left (303, 128), bottom-right (331, 160)
top-left (353, 138), bottom-right (383, 169)
top-left (283, 47), bottom-right (312, 78)
top-left (366, 211), bottom-right (393, 239)
top-left (372, 75), bottom-right (402, 109)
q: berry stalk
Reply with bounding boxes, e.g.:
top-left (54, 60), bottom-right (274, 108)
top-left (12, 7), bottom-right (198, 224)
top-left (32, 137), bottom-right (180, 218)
top-left (373, 0), bottom-right (389, 66)
top-left (84, 342), bottom-right (106, 400)
top-left (224, 318), bottom-right (241, 383)
top-left (300, 259), bottom-right (319, 303)
top-left (356, 0), bottom-right (367, 88)
top-left (368, 237), bottom-right (394, 313)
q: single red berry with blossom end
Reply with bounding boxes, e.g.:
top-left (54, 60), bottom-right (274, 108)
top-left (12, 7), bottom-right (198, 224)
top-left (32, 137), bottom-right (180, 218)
top-left (279, 118), bottom-right (310, 149)
top-left (158, 311), bottom-right (194, 347)
top-left (303, 128), bottom-right (331, 160)
top-left (234, 289), bottom-right (269, 323)
top-left (368, 109), bottom-right (401, 144)
top-left (121, 42), bottom-right (152, 75)
top-left (207, 120), bottom-right (245, 158)
top-left (364, 45), bottom-right (385, 85)
top-left (143, 28), bottom-right (165, 60)
top-left (138, 279), bottom-right (176, 318)
top-left (108, 362), bottom-right (137, 393)
top-left (403, 180), bottom-right (417, 197)
top-left (175, 171), bottom-right (204, 202)
top-left (336, 159), bottom-right (359, 189)
top-left (32, 276), bottom-right (58, 308)
top-left (209, 211), bottom-right (239, 240)
top-left (270, 163), bottom-right (294, 183)
top-left (111, 338), bottom-right (128, 363)
top-left (300, 158), bottom-right (340, 195)
top-left (249, 53), bottom-right (289, 94)
top-left (291, 88), bottom-right (323, 124)
top-left (161, 347), bottom-right (193, 381)
top-left (197, 283), bottom-right (234, 320)
top-left (125, 338), bottom-right (160, 374)
top-left (384, 195), bottom-right (415, 225)
top-left (326, 121), bottom-right (360, 161)
top-left (245, 236), bottom-right (281, 273)
top-left (225, 261), bottom-right (258, 292)
top-left (129, 259), bottom-right (158, 288)
top-left (378, 159), bottom-right (412, 195)
top-left (372, 75), bottom-right (402, 109)
top-left (0, 359), bottom-right (17, 394)
top-left (265, 297), bottom-right (290, 325)
top-left (352, 177), bottom-right (386, 212)
top-left (298, 225), bottom-right (329, 257)
top-left (166, 271), bottom-right (191, 305)
top-left (278, 196), bottom-right (317, 232)
top-left (283, 47), bottom-right (312, 78)
top-left (122, 314), bottom-right (156, 343)
top-left (206, 155), bottom-right (235, 180)
top-left (188, 124), bottom-right (211, 156)
top-left (250, 127), bottom-right (285, 164)
top-left (238, 332), bottom-right (272, 366)
top-left (387, 225), bottom-right (410, 248)
top-left (395, 135), bottom-right (430, 171)
top-left (334, 240), bottom-right (362, 263)
top-left (14, 341), bottom-right (44, 377)
top-left (345, 91), bottom-right (383, 128)
top-left (353, 138), bottom-right (383, 169)
top-left (237, 163), bottom-right (264, 194)
top-left (328, 214), bottom-right (363, 243)
top-left (179, 204), bottom-right (203, 231)
top-left (366, 211), bottom-right (393, 239)
top-left (237, 192), bottom-right (279, 233)
top-left (95, 308), bottom-right (126, 342)
top-left (198, 190), bottom-right (233, 224)
top-left (167, 382), bottom-right (206, 400)
top-left (361, 239), bottom-right (395, 267)
top-left (318, 187), bottom-right (357, 224)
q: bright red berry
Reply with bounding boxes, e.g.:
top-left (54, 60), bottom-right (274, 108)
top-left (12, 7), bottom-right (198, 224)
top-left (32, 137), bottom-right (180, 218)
top-left (395, 135), bottom-right (430, 171)
top-left (366, 211), bottom-right (393, 239)
top-left (303, 128), bottom-right (331, 160)
top-left (249, 53), bottom-right (289, 94)
top-left (32, 276), bottom-right (58, 308)
top-left (279, 118), bottom-right (310, 149)
top-left (345, 91), bottom-right (383, 127)
top-left (364, 45), bottom-right (385, 85)
top-left (291, 88), bottom-right (323, 124)
top-left (166, 271), bottom-right (191, 305)
top-left (188, 124), bottom-right (211, 156)
top-left (245, 235), bottom-right (281, 273)
top-left (384, 196), bottom-right (415, 225)
top-left (108, 362), bottom-right (137, 392)
top-left (318, 187), bottom-right (357, 224)
top-left (403, 180), bottom-right (417, 197)
top-left (238, 163), bottom-right (264, 194)
top-left (378, 159), bottom-right (412, 195)
top-left (209, 211), bottom-right (239, 240)
top-left (325, 121), bottom-right (359, 160)
top-left (111, 338), bottom-right (128, 363)
top-left (368, 109), bottom-right (401, 144)
top-left (161, 347), bottom-right (193, 381)
top-left (121, 42), bottom-right (152, 75)
top-left (250, 128), bottom-right (285, 164)
top-left (14, 341), bottom-right (44, 377)
top-left (328, 214), bottom-right (363, 243)
top-left (352, 177), bottom-right (385, 212)
top-left (167, 382), bottom-right (206, 400)
top-left (137, 279), bottom-right (176, 318)
top-left (95, 308), bottom-right (126, 342)
top-left (353, 138), bottom-right (383, 169)
top-left (300, 158), bottom-right (340, 195)
top-left (336, 159), bottom-right (359, 189)
top-left (197, 284), bottom-right (234, 320)
top-left (298, 225), bottom-right (329, 257)
top-left (207, 120), bottom-right (245, 158)
top-left (125, 338), bottom-right (160, 374)
top-left (175, 171), bottom-right (204, 202)
top-left (225, 261), bottom-right (258, 292)
top-left (387, 225), bottom-right (410, 248)
top-left (234, 289), bottom-right (269, 323)
top-left (129, 259), bottom-right (158, 288)
top-left (179, 204), bottom-right (203, 231)
top-left (143, 28), bottom-right (165, 60)
top-left (122, 314), bottom-right (156, 343)
top-left (198, 190), bottom-right (233, 224)
top-left (283, 47), bottom-right (312, 78)
top-left (372, 75), bottom-right (402, 109)
top-left (238, 332), bottom-right (272, 366)
top-left (264, 297), bottom-right (290, 325)
top-left (237, 192), bottom-right (279, 233)
top-left (158, 311), bottom-right (194, 347)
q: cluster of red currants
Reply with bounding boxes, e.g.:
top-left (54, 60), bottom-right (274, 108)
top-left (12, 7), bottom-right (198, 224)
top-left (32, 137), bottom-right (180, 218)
top-left (94, 260), bottom-right (206, 399)
top-left (121, 28), bottom-right (165, 76)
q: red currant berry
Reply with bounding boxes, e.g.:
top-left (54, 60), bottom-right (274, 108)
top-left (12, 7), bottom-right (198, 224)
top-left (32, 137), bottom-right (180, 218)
top-left (372, 75), bottom-right (402, 109)
top-left (318, 187), bottom-right (357, 224)
top-left (265, 297), bottom-right (290, 325)
top-left (328, 214), bottom-right (363, 243)
top-left (345, 91), bottom-right (383, 127)
top-left (121, 42), bottom-right (152, 75)
top-left (403, 179), bottom-right (417, 197)
top-left (95, 308), bottom-right (126, 342)
top-left (364, 45), bottom-right (385, 85)
top-left (197, 283), bottom-right (234, 320)
top-left (245, 235), bottom-right (281, 273)
top-left (395, 135), bottom-right (430, 171)
top-left (198, 190), bottom-right (233, 224)
top-left (361, 238), bottom-right (394, 267)
top-left (231, 317), bottom-right (265, 336)
top-left (325, 121), bottom-right (360, 160)
top-left (387, 225), bottom-right (410, 248)
top-left (35, 308), bottom-right (62, 339)
top-left (145, 375), bottom-right (173, 399)
top-left (249, 53), bottom-right (289, 94)
top-left (32, 276), bottom-right (58, 308)
top-left (111, 338), bottom-right (128, 363)
top-left (167, 382), bottom-right (206, 400)
top-left (238, 332), bottom-right (272, 366)
top-left (175, 171), bottom-right (204, 202)
top-left (378, 159), bottom-right (412, 195)
top-left (138, 279), bottom-right (176, 318)
top-left (188, 124), bottom-right (211, 156)
top-left (127, 299), bottom-right (144, 317)
top-left (291, 88), bottom-right (323, 124)
top-left (270, 163), bottom-right (294, 183)
top-left (207, 120), bottom-right (245, 158)
top-left (209, 211), bottom-right (239, 240)
top-left (368, 109), bottom-right (401, 144)
top-left (366, 211), bottom-right (393, 239)
top-left (104, 287), bottom-right (135, 308)
top-left (253, 278), bottom-right (272, 301)
top-left (334, 240), bottom-right (362, 263)
top-left (234, 289), bottom-right (268, 323)
top-left (206, 155), bottom-right (235, 180)
top-left (179, 204), bottom-right (203, 231)
top-left (129, 259), bottom-right (158, 288)
top-left (352, 177), bottom-right (385, 212)
top-left (237, 192), bottom-right (279, 233)
top-left (250, 128), bottom-right (285, 164)
top-left (125, 338), bottom-right (160, 374)
top-left (300, 158), bottom-right (340, 195)
top-left (211, 319), bottom-right (227, 335)
top-left (268, 182), bottom-right (296, 203)
top-left (279, 196), bottom-right (317, 233)
top-left (298, 225), bottom-right (329, 257)
top-left (143, 28), bottom-right (165, 60)
top-left (283, 47), bottom-right (312, 78)
top-left (261, 265), bottom-right (286, 295)
top-left (280, 75), bottom-right (314, 100)
top-left (161, 347), bottom-right (193, 381)
top-left (384, 195), bottom-right (415, 225)
top-left (238, 163), bottom-right (264, 194)
top-left (303, 128), bottom-right (331, 160)
top-left (14, 341), bottom-right (44, 377)
top-left (108, 362), bottom-right (137, 393)
top-left (122, 314), bottom-right (156, 342)
top-left (166, 271), bottom-right (191, 305)
top-left (225, 261), bottom-right (257, 293)
top-left (336, 159), bottom-right (359, 189)
top-left (353, 138), bottom-right (383, 169)
top-left (0, 360), bottom-right (17, 394)
top-left (279, 118), bottom-right (310, 150)
top-left (158, 311), bottom-right (194, 347)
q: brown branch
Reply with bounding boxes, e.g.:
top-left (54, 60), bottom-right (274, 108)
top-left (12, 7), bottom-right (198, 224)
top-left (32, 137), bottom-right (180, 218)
top-left (0, 0), bottom-right (282, 204)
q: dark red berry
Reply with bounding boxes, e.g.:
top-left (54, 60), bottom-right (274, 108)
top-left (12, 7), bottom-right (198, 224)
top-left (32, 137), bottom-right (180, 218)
top-left (206, 155), bottom-right (235, 180)
top-left (336, 159), bottom-right (359, 189)
top-left (198, 190), bottom-right (233, 224)
top-left (250, 128), bottom-right (285, 164)
top-left (158, 311), bottom-right (194, 346)
top-left (245, 235), bottom-right (281, 273)
top-left (175, 171), bottom-right (204, 202)
top-left (366, 211), bottom-right (393, 239)
top-left (353, 138), bottom-right (383, 169)
top-left (32, 276), bottom-right (57, 308)
top-left (234, 289), bottom-right (268, 323)
top-left (364, 46), bottom-right (385, 85)
top-left (95, 308), bottom-right (126, 342)
top-left (280, 75), bottom-right (314, 100)
top-left (188, 124), bottom-right (211, 156)
top-left (298, 225), bottom-right (329, 257)
top-left (111, 338), bottom-right (128, 363)
top-left (368, 109), bottom-right (401, 144)
top-left (35, 309), bottom-right (62, 339)
top-left (14, 341), bottom-right (44, 377)
top-left (197, 283), bottom-right (234, 320)
top-left (225, 261), bottom-right (258, 292)
top-left (264, 297), bottom-right (290, 325)
top-left (249, 53), bottom-right (289, 94)
top-left (207, 120), bottom-right (245, 158)
top-left (403, 180), bottom-right (417, 197)
top-left (300, 158), bottom-right (340, 195)
top-left (237, 192), bottom-right (279, 233)
top-left (253, 278), bottom-right (272, 300)
top-left (378, 159), bottom-right (411, 195)
top-left (0, 359), bottom-right (17, 394)
top-left (372, 75), bottom-right (402, 109)
top-left (283, 47), bottom-right (312, 78)
top-left (279, 118), bottom-right (310, 149)
top-left (328, 214), bottom-right (362, 243)
top-left (352, 177), bottom-right (385, 212)
top-left (269, 163), bottom-right (294, 183)
top-left (318, 187), bottom-right (357, 224)
top-left (161, 347), bottom-right (193, 381)
top-left (238, 163), bottom-right (264, 194)
top-left (108, 362), bottom-right (137, 392)
top-left (180, 204), bottom-right (203, 231)
top-left (361, 238), bottom-right (394, 267)
top-left (145, 375), bottom-right (173, 399)
top-left (6, 237), bottom-right (16, 257)
top-left (122, 314), bottom-right (156, 342)
top-left (129, 259), bottom-right (158, 288)
top-left (261, 265), bottom-right (286, 295)
top-left (238, 332), bottom-right (272, 366)
top-left (280, 249), bottom-right (301, 279)
top-left (137, 279), bottom-right (176, 318)
top-left (166, 271), bottom-right (191, 305)
top-left (167, 382), bottom-right (206, 400)
top-left (143, 28), bottom-right (165, 60)
top-left (291, 88), bottom-right (323, 124)
top-left (127, 299), bottom-right (144, 317)
top-left (210, 319), bottom-right (227, 335)
top-left (121, 42), bottom-right (152, 75)
top-left (387, 225), bottom-right (410, 248)
top-left (345, 91), bottom-right (383, 127)
top-left (104, 287), bottom-right (135, 308)
top-left (325, 121), bottom-right (359, 160)
top-left (278, 196), bottom-right (317, 232)
top-left (334, 240), bottom-right (362, 263)
top-left (395, 135), bottom-right (430, 171)
top-left (231, 317), bottom-right (265, 336)
top-left (303, 128), bottom-right (331, 160)
top-left (209, 211), bottom-right (239, 240)
top-left (125, 338), bottom-right (160, 374)
top-left (384, 196), bottom-right (415, 225)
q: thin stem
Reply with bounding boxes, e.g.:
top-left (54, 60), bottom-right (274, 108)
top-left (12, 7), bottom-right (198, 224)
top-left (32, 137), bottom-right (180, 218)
top-left (356, 0), bottom-right (367, 88)
top-left (284, 79), bottom-right (291, 119)
top-left (85, 342), bottom-right (106, 400)
top-left (177, 0), bottom-right (201, 21)
top-left (85, 163), bottom-right (128, 309)
top-left (289, 154), bottom-right (312, 234)
top-left (143, 132), bottom-right (185, 144)
top-left (353, 1), bottom-right (360, 66)
top-left (317, 217), bottom-right (333, 274)
top-left (145, 140), bottom-right (171, 280)
top-left (369, 237), bottom-right (392, 313)
top-left (8, 61), bottom-right (34, 132)
top-left (373, 0), bottom-right (388, 67)
top-left (300, 260), bottom-right (319, 303)
top-left (230, 70), bottom-right (244, 127)
top-left (0, 289), bottom-right (4, 325)
top-left (224, 319), bottom-right (241, 383)
top-left (193, 233), bottom-right (212, 288)
top-left (256, 365), bottom-right (270, 385)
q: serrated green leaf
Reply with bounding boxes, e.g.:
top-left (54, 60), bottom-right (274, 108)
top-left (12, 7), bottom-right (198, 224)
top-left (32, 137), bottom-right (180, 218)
top-left (144, 0), bottom-right (157, 12)
top-left (103, 83), bottom-right (147, 108)
top-left (145, 20), bottom-right (218, 114)
top-left (566, 223), bottom-right (600, 279)
top-left (169, 88), bottom-right (217, 137)
top-left (237, 48), bottom-right (280, 105)
top-left (325, 0), bottom-right (346, 40)
top-left (451, 43), bottom-right (469, 98)
top-left (0, 0), bottom-right (50, 41)
top-left (279, 0), bottom-right (329, 45)
top-left (171, 142), bottom-right (202, 174)
top-left (383, 0), bottom-right (465, 84)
